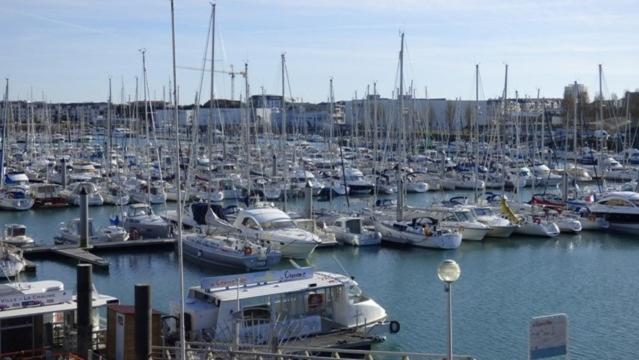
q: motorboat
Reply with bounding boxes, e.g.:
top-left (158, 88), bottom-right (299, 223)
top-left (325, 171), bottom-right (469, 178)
top-left (55, 218), bottom-right (129, 244)
top-left (588, 191), bottom-right (639, 233)
top-left (182, 233), bottom-right (281, 271)
top-left (65, 182), bottom-right (104, 206)
top-left (465, 206), bottom-right (519, 238)
top-left (340, 168), bottom-right (374, 195)
top-left (229, 205), bottom-right (321, 259)
top-left (100, 182), bottom-right (129, 206)
top-left (1, 224), bottom-right (34, 247)
top-left (293, 218), bottom-right (339, 247)
top-left (3, 172), bottom-right (30, 191)
top-left (170, 268), bottom-right (395, 343)
top-left (129, 181), bottom-right (167, 205)
top-left (499, 198), bottom-right (560, 238)
top-left (30, 183), bottom-right (68, 208)
top-left (121, 203), bottom-right (172, 239)
top-left (429, 207), bottom-right (491, 241)
top-left (374, 217), bottom-right (462, 249)
top-left (327, 216), bottom-right (382, 246)
top-left (0, 187), bottom-right (34, 211)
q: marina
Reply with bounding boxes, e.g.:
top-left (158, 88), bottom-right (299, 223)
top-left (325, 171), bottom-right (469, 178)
top-left (2, 1), bottom-right (639, 359)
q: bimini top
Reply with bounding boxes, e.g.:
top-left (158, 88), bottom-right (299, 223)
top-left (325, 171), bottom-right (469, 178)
top-left (239, 207), bottom-right (291, 224)
top-left (197, 268), bottom-right (351, 302)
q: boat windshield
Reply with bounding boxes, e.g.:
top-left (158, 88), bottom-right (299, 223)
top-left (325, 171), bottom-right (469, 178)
top-left (473, 208), bottom-right (492, 216)
top-left (263, 219), bottom-right (296, 230)
top-left (9, 227), bottom-right (26, 236)
top-left (347, 284), bottom-right (368, 303)
top-left (455, 211), bottom-right (474, 222)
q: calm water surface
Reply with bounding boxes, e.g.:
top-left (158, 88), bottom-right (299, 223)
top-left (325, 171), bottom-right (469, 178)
top-left (2, 191), bottom-right (638, 359)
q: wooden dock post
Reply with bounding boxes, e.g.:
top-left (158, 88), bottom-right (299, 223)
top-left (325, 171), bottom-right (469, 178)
top-left (135, 284), bottom-right (152, 360)
top-left (77, 264), bottom-right (93, 358)
top-left (79, 186), bottom-right (90, 249)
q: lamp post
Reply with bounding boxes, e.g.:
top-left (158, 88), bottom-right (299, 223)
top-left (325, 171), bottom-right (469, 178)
top-left (437, 259), bottom-right (461, 360)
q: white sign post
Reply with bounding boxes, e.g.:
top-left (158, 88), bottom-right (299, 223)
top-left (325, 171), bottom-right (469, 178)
top-left (529, 313), bottom-right (568, 359)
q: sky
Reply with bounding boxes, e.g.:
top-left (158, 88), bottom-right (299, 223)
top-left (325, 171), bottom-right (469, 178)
top-left (1, 0), bottom-right (638, 104)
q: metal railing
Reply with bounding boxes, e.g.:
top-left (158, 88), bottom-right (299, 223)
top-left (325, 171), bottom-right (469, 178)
top-left (152, 343), bottom-right (475, 360)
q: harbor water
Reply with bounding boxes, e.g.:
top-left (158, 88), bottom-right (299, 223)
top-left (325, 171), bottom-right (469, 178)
top-left (2, 190), bottom-right (638, 359)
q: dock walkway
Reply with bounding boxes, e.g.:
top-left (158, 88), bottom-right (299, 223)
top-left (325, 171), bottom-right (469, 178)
top-left (23, 238), bottom-right (176, 269)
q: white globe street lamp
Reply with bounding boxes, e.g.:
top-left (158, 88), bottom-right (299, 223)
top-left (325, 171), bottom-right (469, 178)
top-left (437, 259), bottom-right (461, 360)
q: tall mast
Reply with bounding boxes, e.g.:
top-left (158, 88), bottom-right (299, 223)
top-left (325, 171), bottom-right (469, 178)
top-left (281, 53), bottom-right (287, 212)
top-left (169, 0), bottom-right (186, 358)
top-left (500, 64), bottom-right (508, 193)
top-left (208, 4), bottom-right (216, 201)
top-left (107, 77), bottom-right (112, 177)
top-left (573, 81), bottom-right (578, 166)
top-left (396, 32), bottom-right (405, 222)
top-left (1, 79), bottom-right (8, 190)
top-left (244, 62), bottom-right (251, 197)
top-left (329, 77), bottom-right (334, 151)
top-left (140, 49), bottom-right (152, 205)
top-left (598, 64), bottom-right (604, 152)
top-left (473, 64), bottom-right (479, 203)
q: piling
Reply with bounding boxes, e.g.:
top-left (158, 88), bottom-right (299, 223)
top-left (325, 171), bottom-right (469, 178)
top-left (76, 264), bottom-right (93, 358)
top-left (272, 154), bottom-right (277, 177)
top-left (79, 186), bottom-right (90, 249)
top-left (135, 284), bottom-right (152, 360)
top-left (61, 158), bottom-right (67, 187)
top-left (304, 181), bottom-right (313, 218)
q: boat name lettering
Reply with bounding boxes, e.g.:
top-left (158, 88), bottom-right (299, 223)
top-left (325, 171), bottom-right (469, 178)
top-left (201, 267), bottom-right (313, 289)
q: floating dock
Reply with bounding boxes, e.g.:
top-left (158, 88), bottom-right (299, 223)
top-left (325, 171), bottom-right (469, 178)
top-left (23, 238), bottom-right (176, 269)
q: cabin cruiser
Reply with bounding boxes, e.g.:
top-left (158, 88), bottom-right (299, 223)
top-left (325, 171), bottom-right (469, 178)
top-left (129, 181), bottom-right (167, 205)
top-left (100, 182), bottom-right (130, 206)
top-left (170, 268), bottom-right (395, 343)
top-left (340, 168), bottom-right (374, 195)
top-left (427, 207), bottom-right (491, 241)
top-left (328, 217), bottom-right (382, 246)
top-left (55, 218), bottom-right (129, 244)
top-left (30, 183), bottom-right (68, 208)
top-left (374, 216), bottom-right (462, 249)
top-left (226, 206), bottom-right (321, 259)
top-left (0, 278), bottom-right (117, 355)
top-left (293, 218), bottom-right (339, 247)
top-left (3, 172), bottom-right (30, 191)
top-left (588, 191), bottom-right (639, 233)
top-left (68, 162), bottom-right (100, 183)
top-left (182, 233), bottom-right (281, 271)
top-left (464, 206), bottom-right (519, 238)
top-left (2, 224), bottom-right (34, 247)
top-left (121, 203), bottom-right (172, 239)
top-left (0, 186), bottom-right (34, 211)
top-left (65, 182), bottom-right (104, 206)
top-left (532, 164), bottom-right (562, 186)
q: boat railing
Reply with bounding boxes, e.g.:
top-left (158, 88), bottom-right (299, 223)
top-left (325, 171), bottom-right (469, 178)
top-left (151, 342), bottom-right (476, 360)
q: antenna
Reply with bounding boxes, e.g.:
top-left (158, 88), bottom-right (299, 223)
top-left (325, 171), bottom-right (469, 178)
top-left (331, 254), bottom-right (351, 278)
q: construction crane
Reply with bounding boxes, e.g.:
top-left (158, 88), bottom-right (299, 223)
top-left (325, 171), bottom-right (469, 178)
top-left (176, 65), bottom-right (246, 100)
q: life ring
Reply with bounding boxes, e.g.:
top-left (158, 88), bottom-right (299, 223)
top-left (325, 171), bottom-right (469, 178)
top-left (389, 320), bottom-right (400, 334)
top-left (533, 217), bottom-right (541, 225)
top-left (243, 246), bottom-right (252, 256)
top-left (130, 228), bottom-right (140, 240)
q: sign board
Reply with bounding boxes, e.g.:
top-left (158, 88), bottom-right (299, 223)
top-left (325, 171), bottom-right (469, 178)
top-left (201, 267), bottom-right (314, 289)
top-left (529, 313), bottom-right (568, 359)
top-left (0, 289), bottom-right (72, 311)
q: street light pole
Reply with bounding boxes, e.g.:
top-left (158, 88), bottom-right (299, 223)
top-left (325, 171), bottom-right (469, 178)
top-left (437, 259), bottom-right (461, 360)
top-left (446, 282), bottom-right (453, 360)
